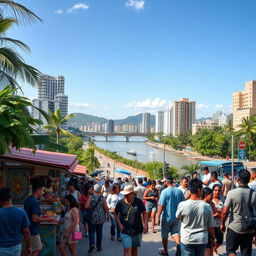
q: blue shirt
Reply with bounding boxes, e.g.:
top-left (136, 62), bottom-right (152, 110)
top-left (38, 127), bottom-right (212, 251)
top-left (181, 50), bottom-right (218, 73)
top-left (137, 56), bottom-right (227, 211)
top-left (158, 186), bottom-right (185, 222)
top-left (0, 207), bottom-right (30, 247)
top-left (24, 196), bottom-right (41, 235)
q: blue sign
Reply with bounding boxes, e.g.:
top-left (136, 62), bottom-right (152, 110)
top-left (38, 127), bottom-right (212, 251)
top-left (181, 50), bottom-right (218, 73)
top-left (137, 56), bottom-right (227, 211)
top-left (238, 149), bottom-right (246, 160)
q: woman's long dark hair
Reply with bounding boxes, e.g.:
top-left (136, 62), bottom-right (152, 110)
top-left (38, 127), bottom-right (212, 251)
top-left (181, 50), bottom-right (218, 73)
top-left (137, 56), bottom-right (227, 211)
top-left (111, 183), bottom-right (121, 194)
top-left (65, 194), bottom-right (78, 209)
top-left (83, 184), bottom-right (93, 196)
top-left (202, 187), bottom-right (213, 199)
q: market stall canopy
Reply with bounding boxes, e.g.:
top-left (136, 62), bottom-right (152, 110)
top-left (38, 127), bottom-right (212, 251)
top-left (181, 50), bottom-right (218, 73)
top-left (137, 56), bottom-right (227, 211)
top-left (90, 170), bottom-right (104, 177)
top-left (2, 148), bottom-right (78, 172)
top-left (73, 165), bottom-right (87, 176)
top-left (114, 169), bottom-right (131, 175)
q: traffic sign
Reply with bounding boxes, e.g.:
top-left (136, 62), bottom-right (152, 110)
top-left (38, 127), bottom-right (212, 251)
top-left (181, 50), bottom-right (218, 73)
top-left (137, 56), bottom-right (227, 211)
top-left (238, 141), bottom-right (246, 150)
top-left (238, 149), bottom-right (246, 160)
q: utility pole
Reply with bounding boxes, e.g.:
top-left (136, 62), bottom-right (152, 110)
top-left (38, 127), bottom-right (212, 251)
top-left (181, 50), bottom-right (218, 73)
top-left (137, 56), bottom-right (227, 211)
top-left (231, 134), bottom-right (234, 188)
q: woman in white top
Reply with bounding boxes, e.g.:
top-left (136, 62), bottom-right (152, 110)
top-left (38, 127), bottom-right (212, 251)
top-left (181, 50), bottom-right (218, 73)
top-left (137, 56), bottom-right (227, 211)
top-left (106, 183), bottom-right (123, 241)
top-left (59, 194), bottom-right (80, 256)
top-left (102, 180), bottom-right (113, 199)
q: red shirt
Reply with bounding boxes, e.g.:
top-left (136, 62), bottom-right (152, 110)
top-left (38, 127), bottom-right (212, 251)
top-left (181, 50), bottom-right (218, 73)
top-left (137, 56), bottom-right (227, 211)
top-left (80, 195), bottom-right (88, 210)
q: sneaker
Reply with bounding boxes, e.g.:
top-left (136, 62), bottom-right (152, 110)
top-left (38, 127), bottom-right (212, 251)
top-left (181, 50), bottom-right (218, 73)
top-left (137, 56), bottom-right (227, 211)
top-left (88, 245), bottom-right (95, 253)
top-left (97, 248), bottom-right (103, 252)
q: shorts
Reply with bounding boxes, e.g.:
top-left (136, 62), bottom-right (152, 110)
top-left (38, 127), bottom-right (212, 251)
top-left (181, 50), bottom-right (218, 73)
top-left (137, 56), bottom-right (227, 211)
top-left (31, 235), bottom-right (42, 252)
top-left (0, 243), bottom-right (21, 256)
top-left (161, 220), bottom-right (180, 239)
top-left (61, 231), bottom-right (78, 244)
top-left (226, 228), bottom-right (254, 256)
top-left (214, 227), bottom-right (223, 245)
top-left (120, 233), bottom-right (142, 249)
top-left (145, 202), bottom-right (157, 213)
top-left (81, 209), bottom-right (90, 224)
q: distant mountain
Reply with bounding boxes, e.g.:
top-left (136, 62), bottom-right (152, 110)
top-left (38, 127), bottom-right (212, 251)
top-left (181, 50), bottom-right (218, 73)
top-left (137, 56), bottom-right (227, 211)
top-left (196, 117), bottom-right (212, 123)
top-left (67, 113), bottom-right (155, 127)
top-left (115, 113), bottom-right (155, 126)
top-left (67, 113), bottom-right (107, 127)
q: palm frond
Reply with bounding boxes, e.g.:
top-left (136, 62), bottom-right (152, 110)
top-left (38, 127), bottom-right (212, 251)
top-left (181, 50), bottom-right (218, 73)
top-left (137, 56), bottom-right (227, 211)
top-left (0, 0), bottom-right (42, 25)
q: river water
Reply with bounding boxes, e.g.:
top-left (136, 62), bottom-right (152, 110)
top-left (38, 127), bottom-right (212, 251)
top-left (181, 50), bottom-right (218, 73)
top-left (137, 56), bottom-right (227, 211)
top-left (94, 136), bottom-right (193, 169)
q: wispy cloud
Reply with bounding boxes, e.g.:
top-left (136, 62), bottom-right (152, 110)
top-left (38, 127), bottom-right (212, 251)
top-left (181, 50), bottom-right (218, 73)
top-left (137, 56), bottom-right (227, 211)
top-left (67, 3), bottom-right (89, 13)
top-left (197, 103), bottom-right (211, 110)
top-left (125, 0), bottom-right (145, 10)
top-left (55, 9), bottom-right (64, 14)
top-left (55, 3), bottom-right (89, 14)
top-left (215, 104), bottom-right (224, 109)
top-left (125, 98), bottom-right (171, 114)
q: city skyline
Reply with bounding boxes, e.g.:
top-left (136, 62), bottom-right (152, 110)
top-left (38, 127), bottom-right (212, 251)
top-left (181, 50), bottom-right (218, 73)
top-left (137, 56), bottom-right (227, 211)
top-left (12, 0), bottom-right (256, 119)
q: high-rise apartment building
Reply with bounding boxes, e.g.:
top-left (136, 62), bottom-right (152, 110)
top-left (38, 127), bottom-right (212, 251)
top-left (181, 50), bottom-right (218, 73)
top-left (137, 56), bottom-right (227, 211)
top-left (172, 98), bottom-right (196, 136)
top-left (32, 74), bottom-right (68, 126)
top-left (163, 109), bottom-right (173, 135)
top-left (106, 120), bottom-right (114, 133)
top-left (142, 113), bottom-right (151, 134)
top-left (233, 80), bottom-right (256, 129)
top-left (155, 111), bottom-right (164, 133)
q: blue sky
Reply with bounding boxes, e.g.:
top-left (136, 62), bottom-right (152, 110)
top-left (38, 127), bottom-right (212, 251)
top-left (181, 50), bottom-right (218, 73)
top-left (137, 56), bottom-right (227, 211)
top-left (9, 0), bottom-right (256, 118)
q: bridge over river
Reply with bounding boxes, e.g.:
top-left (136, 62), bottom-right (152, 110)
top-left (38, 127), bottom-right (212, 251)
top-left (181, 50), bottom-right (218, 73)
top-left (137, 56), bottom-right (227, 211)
top-left (73, 132), bottom-right (151, 142)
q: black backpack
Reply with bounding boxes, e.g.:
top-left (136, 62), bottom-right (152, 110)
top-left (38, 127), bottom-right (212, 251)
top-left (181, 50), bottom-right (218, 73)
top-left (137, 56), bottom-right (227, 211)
top-left (242, 189), bottom-right (256, 230)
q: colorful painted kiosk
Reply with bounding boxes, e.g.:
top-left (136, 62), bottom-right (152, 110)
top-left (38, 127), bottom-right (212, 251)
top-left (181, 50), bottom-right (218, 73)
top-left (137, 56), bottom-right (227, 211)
top-left (0, 147), bottom-right (86, 256)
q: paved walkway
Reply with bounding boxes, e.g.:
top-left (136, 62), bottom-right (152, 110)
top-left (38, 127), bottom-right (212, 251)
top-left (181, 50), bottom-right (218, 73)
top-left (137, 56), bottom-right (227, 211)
top-left (57, 221), bottom-right (256, 256)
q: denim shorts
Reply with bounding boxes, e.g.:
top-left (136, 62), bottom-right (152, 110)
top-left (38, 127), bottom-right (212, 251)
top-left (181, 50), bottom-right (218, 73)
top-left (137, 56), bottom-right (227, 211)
top-left (0, 243), bottom-right (22, 256)
top-left (145, 202), bottom-right (158, 213)
top-left (120, 233), bottom-right (142, 249)
top-left (161, 220), bottom-right (180, 239)
top-left (180, 243), bottom-right (206, 256)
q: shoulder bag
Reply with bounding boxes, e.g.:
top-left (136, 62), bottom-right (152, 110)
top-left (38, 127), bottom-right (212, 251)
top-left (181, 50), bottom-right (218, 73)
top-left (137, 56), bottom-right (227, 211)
top-left (242, 189), bottom-right (256, 230)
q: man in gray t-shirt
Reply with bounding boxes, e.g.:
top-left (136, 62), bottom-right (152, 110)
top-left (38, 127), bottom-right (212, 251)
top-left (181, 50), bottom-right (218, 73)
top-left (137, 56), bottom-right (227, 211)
top-left (221, 169), bottom-right (256, 256)
top-left (176, 178), bottom-right (215, 256)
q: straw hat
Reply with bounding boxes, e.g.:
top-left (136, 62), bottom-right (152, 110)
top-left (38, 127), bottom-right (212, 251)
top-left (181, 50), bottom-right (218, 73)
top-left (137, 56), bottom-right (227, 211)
top-left (120, 185), bottom-right (138, 195)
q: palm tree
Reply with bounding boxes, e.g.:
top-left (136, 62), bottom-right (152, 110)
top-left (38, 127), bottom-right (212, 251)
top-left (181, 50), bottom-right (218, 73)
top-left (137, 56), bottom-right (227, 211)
top-left (43, 109), bottom-right (75, 144)
top-left (0, 85), bottom-right (42, 154)
top-left (84, 146), bottom-right (100, 174)
top-left (236, 116), bottom-right (256, 158)
top-left (182, 163), bottom-right (200, 175)
top-left (0, 1), bottom-right (42, 89)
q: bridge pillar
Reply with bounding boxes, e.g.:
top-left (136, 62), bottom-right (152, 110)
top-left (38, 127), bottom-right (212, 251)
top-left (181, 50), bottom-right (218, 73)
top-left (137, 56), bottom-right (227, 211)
top-left (105, 136), bottom-right (108, 142)
top-left (125, 136), bottom-right (129, 142)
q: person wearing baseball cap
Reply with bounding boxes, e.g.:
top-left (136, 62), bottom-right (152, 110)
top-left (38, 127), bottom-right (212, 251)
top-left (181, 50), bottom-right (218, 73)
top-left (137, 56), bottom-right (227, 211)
top-left (114, 185), bottom-right (148, 256)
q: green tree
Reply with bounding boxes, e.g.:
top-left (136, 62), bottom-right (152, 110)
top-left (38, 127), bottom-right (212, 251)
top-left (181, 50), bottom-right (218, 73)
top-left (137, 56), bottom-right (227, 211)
top-left (192, 129), bottom-right (225, 157)
top-left (43, 109), bottom-right (75, 144)
top-left (84, 146), bottom-right (100, 174)
top-left (0, 1), bottom-right (42, 89)
top-left (0, 85), bottom-right (42, 154)
top-left (236, 116), bottom-right (256, 159)
top-left (182, 163), bottom-right (200, 175)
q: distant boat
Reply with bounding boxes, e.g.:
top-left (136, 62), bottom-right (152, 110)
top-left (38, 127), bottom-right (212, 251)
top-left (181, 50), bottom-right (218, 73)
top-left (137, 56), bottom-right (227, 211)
top-left (127, 150), bottom-right (137, 156)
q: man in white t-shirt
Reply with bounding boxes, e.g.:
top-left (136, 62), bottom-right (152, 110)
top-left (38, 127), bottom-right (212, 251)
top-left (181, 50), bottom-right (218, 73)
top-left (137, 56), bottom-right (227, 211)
top-left (176, 178), bottom-right (216, 256)
top-left (178, 176), bottom-right (190, 200)
top-left (134, 178), bottom-right (146, 201)
top-left (202, 167), bottom-right (211, 188)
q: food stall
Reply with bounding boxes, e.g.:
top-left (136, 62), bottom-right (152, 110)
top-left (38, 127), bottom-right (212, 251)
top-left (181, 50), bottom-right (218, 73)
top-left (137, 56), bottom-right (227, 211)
top-left (0, 147), bottom-right (86, 256)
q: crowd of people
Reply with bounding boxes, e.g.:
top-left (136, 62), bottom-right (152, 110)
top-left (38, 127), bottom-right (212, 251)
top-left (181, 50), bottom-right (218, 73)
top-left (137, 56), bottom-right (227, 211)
top-left (0, 167), bottom-right (256, 256)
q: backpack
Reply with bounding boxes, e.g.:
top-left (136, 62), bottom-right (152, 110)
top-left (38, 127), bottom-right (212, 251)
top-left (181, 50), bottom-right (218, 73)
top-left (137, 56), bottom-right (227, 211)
top-left (242, 189), bottom-right (256, 230)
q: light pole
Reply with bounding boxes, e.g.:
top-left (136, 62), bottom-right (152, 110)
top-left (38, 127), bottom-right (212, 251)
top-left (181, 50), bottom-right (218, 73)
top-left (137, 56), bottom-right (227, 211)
top-left (163, 140), bottom-right (166, 179)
